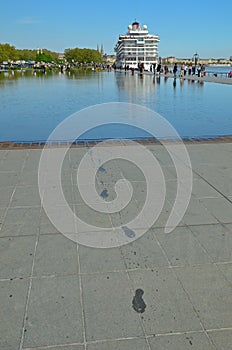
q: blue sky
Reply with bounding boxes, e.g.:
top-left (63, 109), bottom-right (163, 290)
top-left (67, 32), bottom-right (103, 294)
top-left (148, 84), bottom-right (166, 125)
top-left (0, 0), bottom-right (231, 58)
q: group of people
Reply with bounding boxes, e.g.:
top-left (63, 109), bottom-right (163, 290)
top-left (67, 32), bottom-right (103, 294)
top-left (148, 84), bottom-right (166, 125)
top-left (122, 62), bottom-right (209, 78)
top-left (164, 63), bottom-right (206, 78)
top-left (150, 62), bottom-right (206, 77)
top-left (149, 63), bottom-right (162, 75)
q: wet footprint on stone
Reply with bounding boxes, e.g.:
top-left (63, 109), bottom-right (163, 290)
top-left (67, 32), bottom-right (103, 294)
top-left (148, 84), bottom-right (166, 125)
top-left (132, 289), bottom-right (146, 313)
top-left (98, 166), bottom-right (106, 173)
top-left (122, 226), bottom-right (136, 238)
top-left (100, 189), bottom-right (108, 199)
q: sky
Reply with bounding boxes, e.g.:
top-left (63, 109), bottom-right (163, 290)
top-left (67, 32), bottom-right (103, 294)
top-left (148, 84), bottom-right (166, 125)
top-left (0, 0), bottom-right (231, 58)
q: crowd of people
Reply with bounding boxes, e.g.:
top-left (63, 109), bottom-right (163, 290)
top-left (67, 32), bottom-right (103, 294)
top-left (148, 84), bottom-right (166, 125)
top-left (150, 62), bottom-right (207, 77)
top-left (112, 63), bottom-right (232, 79)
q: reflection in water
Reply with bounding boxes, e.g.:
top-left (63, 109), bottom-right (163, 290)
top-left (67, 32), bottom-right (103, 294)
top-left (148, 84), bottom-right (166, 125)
top-left (0, 69), bottom-right (100, 86)
top-left (197, 81), bottom-right (204, 87)
top-left (0, 70), bottom-right (231, 142)
top-left (156, 76), bottom-right (161, 84)
top-left (115, 72), bottom-right (157, 105)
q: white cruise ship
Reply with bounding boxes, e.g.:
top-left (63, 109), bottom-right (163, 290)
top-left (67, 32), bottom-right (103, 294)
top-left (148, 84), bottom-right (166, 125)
top-left (114, 21), bottom-right (160, 71)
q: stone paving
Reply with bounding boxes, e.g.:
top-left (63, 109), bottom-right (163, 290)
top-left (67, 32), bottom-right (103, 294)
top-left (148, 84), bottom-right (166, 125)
top-left (0, 142), bottom-right (232, 350)
top-left (131, 70), bottom-right (232, 85)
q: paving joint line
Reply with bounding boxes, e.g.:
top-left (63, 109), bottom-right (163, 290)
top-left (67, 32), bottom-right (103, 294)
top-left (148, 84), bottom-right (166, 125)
top-left (120, 247), bottom-right (153, 350)
top-left (69, 149), bottom-right (87, 350)
top-left (0, 149), bottom-right (30, 233)
top-left (1, 259), bottom-right (232, 283)
top-left (19, 157), bottom-right (44, 350)
top-left (152, 229), bottom-right (218, 350)
top-left (21, 327), bottom-right (232, 349)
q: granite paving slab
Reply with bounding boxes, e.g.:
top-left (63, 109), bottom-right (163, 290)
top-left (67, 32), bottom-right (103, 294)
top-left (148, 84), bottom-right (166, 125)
top-left (208, 329), bottom-right (232, 350)
top-left (0, 143), bottom-right (232, 349)
top-left (81, 272), bottom-right (144, 342)
top-left (87, 338), bottom-right (149, 350)
top-left (0, 207), bottom-right (40, 237)
top-left (0, 235), bottom-right (35, 278)
top-left (33, 234), bottom-right (78, 277)
top-left (129, 269), bottom-right (202, 335)
top-left (78, 245), bottom-right (125, 274)
top-left (189, 224), bottom-right (232, 262)
top-left (154, 226), bottom-right (211, 266)
top-left (23, 275), bottom-right (84, 348)
top-left (174, 264), bottom-right (232, 329)
top-left (148, 332), bottom-right (215, 350)
top-left (0, 279), bottom-right (29, 350)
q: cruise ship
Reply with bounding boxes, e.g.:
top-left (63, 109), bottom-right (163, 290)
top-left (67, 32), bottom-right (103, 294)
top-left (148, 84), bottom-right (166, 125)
top-left (114, 21), bottom-right (160, 71)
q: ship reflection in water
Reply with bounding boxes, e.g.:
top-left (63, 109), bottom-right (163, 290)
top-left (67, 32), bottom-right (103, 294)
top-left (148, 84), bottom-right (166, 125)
top-left (0, 70), bottom-right (231, 142)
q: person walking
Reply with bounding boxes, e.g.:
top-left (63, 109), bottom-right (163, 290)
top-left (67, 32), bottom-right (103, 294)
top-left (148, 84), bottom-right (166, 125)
top-left (164, 65), bottom-right (169, 74)
top-left (188, 64), bottom-right (192, 75)
top-left (180, 64), bottom-right (185, 77)
top-left (184, 65), bottom-right (188, 76)
top-left (156, 63), bottom-right (161, 75)
top-left (201, 64), bottom-right (206, 77)
top-left (153, 63), bottom-right (157, 75)
top-left (173, 63), bottom-right (178, 77)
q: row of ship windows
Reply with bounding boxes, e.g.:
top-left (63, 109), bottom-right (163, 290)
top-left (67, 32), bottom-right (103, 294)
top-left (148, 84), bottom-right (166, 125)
top-left (116, 47), bottom-right (158, 52)
top-left (122, 54), bottom-right (158, 57)
top-left (117, 47), bottom-right (158, 51)
top-left (118, 38), bottom-right (159, 42)
top-left (118, 44), bottom-right (158, 48)
top-left (119, 47), bottom-right (158, 50)
top-left (116, 42), bottom-right (158, 46)
top-left (117, 49), bottom-right (158, 52)
top-left (119, 40), bottom-right (157, 45)
top-left (123, 59), bottom-right (157, 62)
top-left (117, 52), bottom-right (158, 56)
top-left (118, 56), bottom-right (157, 60)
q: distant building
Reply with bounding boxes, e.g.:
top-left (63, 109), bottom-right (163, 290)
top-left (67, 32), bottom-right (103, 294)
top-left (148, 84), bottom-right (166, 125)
top-left (162, 56), bottom-right (231, 65)
top-left (102, 54), bottom-right (116, 64)
top-left (58, 53), bottom-right (65, 60)
top-left (114, 21), bottom-right (160, 70)
top-left (97, 44), bottom-right (104, 57)
top-left (100, 44), bottom-right (104, 56)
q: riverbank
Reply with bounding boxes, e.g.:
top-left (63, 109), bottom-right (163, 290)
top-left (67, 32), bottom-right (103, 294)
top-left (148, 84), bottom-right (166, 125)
top-left (120, 69), bottom-right (232, 85)
top-left (2, 67), bottom-right (232, 84)
top-left (168, 72), bottom-right (232, 85)
top-left (1, 135), bottom-right (232, 149)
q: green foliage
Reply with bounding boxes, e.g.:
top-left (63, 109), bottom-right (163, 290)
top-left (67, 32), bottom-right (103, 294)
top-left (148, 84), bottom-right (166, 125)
top-left (0, 44), bottom-right (58, 63)
top-left (17, 49), bottom-right (37, 61)
top-left (0, 43), bottom-right (18, 61)
top-left (35, 49), bottom-right (58, 63)
top-left (65, 48), bottom-right (102, 64)
top-left (0, 43), bottom-right (101, 65)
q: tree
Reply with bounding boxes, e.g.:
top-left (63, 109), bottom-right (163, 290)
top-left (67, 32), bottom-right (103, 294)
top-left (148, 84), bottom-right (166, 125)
top-left (35, 49), bottom-right (58, 63)
top-left (65, 48), bottom-right (102, 64)
top-left (17, 49), bottom-right (37, 61)
top-left (0, 44), bottom-right (59, 63)
top-left (0, 43), bottom-right (18, 62)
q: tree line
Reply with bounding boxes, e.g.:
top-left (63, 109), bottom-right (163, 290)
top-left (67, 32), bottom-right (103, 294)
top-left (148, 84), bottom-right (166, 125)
top-left (0, 43), bottom-right (102, 64)
top-left (0, 44), bottom-right (58, 62)
top-left (64, 48), bottom-right (102, 64)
